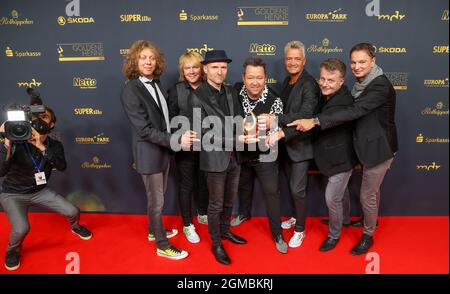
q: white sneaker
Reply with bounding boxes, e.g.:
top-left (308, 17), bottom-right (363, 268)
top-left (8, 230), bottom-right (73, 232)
top-left (288, 231), bottom-right (305, 248)
top-left (281, 217), bottom-right (296, 229)
top-left (197, 214), bottom-right (208, 225)
top-left (183, 224), bottom-right (200, 243)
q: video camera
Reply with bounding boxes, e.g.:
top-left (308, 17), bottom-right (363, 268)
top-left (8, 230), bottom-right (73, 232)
top-left (1, 88), bottom-right (46, 143)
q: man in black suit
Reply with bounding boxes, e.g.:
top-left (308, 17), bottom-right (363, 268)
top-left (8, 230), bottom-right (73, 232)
top-left (263, 40), bottom-right (320, 249)
top-left (121, 40), bottom-right (197, 260)
top-left (309, 59), bottom-right (358, 252)
top-left (188, 50), bottom-right (247, 265)
top-left (289, 43), bottom-right (398, 255)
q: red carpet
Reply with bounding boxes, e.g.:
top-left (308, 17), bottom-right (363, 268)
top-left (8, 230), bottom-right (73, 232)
top-left (0, 213), bottom-right (447, 274)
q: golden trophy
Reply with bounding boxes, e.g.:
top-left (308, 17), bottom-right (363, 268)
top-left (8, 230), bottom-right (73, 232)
top-left (243, 112), bottom-right (259, 143)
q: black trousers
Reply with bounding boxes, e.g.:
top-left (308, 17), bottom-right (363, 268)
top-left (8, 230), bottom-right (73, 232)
top-left (206, 153), bottom-right (241, 247)
top-left (176, 152), bottom-right (209, 226)
top-left (237, 160), bottom-right (282, 238)
top-left (283, 159), bottom-right (310, 232)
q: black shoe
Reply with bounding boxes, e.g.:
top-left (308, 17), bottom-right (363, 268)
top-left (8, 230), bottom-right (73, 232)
top-left (72, 225), bottom-right (93, 240)
top-left (5, 251), bottom-right (20, 271)
top-left (319, 237), bottom-right (339, 252)
top-left (221, 231), bottom-right (247, 245)
top-left (350, 218), bottom-right (379, 228)
top-left (212, 245), bottom-right (231, 265)
top-left (320, 219), bottom-right (350, 228)
top-left (350, 234), bottom-right (374, 255)
top-left (274, 235), bottom-right (288, 254)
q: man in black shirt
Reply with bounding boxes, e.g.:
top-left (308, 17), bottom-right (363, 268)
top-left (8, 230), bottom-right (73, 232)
top-left (0, 106), bottom-right (92, 271)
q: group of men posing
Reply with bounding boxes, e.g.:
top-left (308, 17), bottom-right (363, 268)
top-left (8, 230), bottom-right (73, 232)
top-left (120, 40), bottom-right (398, 265)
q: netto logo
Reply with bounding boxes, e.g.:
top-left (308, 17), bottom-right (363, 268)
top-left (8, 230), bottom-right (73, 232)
top-left (120, 14), bottom-right (151, 22)
top-left (416, 162), bottom-right (441, 171)
top-left (5, 46), bottom-right (41, 58)
top-left (424, 78), bottom-right (449, 88)
top-left (75, 133), bottom-right (110, 144)
top-left (178, 9), bottom-right (219, 22)
top-left (57, 16), bottom-right (95, 25)
top-left (442, 10), bottom-right (449, 21)
top-left (17, 78), bottom-right (42, 87)
top-left (385, 72), bottom-right (408, 90)
top-left (187, 44), bottom-right (214, 54)
top-left (74, 108), bottom-right (103, 115)
top-left (421, 102), bottom-right (449, 116)
top-left (249, 43), bottom-right (277, 56)
top-left (305, 8), bottom-right (348, 22)
top-left (433, 45), bottom-right (449, 54)
top-left (377, 10), bottom-right (406, 21)
top-left (81, 156), bottom-right (112, 169)
top-left (373, 46), bottom-right (407, 54)
top-left (307, 38), bottom-right (343, 54)
top-left (237, 6), bottom-right (288, 26)
top-left (0, 10), bottom-right (34, 26)
top-left (73, 77), bottom-right (97, 89)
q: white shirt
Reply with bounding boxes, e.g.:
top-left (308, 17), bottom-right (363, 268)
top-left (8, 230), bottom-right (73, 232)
top-left (139, 76), bottom-right (170, 133)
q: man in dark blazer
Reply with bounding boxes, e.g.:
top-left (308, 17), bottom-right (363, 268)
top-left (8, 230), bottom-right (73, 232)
top-left (263, 40), bottom-right (320, 249)
top-left (310, 59), bottom-right (358, 252)
top-left (188, 50), bottom-right (247, 265)
top-left (289, 43), bottom-right (398, 255)
top-left (121, 40), bottom-right (197, 260)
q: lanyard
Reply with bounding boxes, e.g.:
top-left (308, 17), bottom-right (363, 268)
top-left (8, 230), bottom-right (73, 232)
top-left (24, 139), bottom-right (48, 172)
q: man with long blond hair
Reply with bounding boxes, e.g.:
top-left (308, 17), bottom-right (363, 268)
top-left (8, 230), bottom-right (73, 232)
top-left (121, 40), bottom-right (197, 260)
top-left (167, 52), bottom-right (208, 244)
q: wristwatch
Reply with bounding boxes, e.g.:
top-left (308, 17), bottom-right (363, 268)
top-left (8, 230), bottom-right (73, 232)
top-left (313, 117), bottom-right (320, 126)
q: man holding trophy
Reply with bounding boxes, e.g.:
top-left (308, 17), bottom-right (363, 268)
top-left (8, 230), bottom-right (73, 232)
top-left (231, 57), bottom-right (287, 254)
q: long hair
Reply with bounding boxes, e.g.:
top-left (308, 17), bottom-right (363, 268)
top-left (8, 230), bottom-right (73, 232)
top-left (123, 40), bottom-right (166, 80)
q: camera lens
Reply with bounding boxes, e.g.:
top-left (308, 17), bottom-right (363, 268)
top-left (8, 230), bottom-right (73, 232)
top-left (12, 123), bottom-right (28, 138)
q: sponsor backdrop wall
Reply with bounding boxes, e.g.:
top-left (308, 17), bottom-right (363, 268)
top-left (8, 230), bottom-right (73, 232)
top-left (0, 0), bottom-right (448, 216)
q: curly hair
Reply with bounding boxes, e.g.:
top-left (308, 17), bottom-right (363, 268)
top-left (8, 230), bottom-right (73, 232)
top-left (123, 40), bottom-right (166, 80)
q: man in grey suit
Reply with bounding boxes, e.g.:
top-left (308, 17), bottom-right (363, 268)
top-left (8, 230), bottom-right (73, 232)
top-left (121, 40), bottom-right (197, 260)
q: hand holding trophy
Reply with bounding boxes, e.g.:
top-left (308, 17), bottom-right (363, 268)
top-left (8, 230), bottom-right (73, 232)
top-left (243, 111), bottom-right (259, 143)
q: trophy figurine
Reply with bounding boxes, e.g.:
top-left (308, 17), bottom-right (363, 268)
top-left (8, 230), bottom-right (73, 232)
top-left (243, 111), bottom-right (259, 143)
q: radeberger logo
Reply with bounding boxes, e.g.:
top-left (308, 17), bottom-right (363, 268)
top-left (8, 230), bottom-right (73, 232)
top-left (432, 45), bottom-right (449, 54)
top-left (73, 77), bottom-right (97, 89)
top-left (57, 16), bottom-right (95, 26)
top-left (17, 78), bottom-right (42, 88)
top-left (416, 162), bottom-right (441, 171)
top-left (377, 10), bottom-right (406, 21)
top-left (305, 8), bottom-right (348, 22)
top-left (385, 72), bottom-right (408, 90)
top-left (249, 43), bottom-right (277, 56)
top-left (75, 133), bottom-right (110, 145)
top-left (373, 46), bottom-right (407, 54)
top-left (421, 102), bottom-right (449, 116)
top-left (424, 78), bottom-right (449, 88)
top-left (0, 10), bottom-right (34, 26)
top-left (442, 10), bottom-right (449, 21)
top-left (120, 14), bottom-right (151, 22)
top-left (74, 108), bottom-right (103, 115)
top-left (81, 156), bottom-right (112, 169)
top-left (179, 9), bottom-right (219, 22)
top-left (57, 43), bottom-right (105, 62)
top-left (4, 46), bottom-right (41, 58)
top-left (187, 44), bottom-right (214, 54)
top-left (237, 6), bottom-right (288, 26)
top-left (416, 133), bottom-right (449, 144)
top-left (307, 38), bottom-right (343, 54)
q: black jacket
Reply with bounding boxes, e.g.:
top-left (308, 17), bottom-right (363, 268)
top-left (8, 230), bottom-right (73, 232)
top-left (121, 78), bottom-right (181, 175)
top-left (313, 86), bottom-right (358, 177)
top-left (318, 75), bottom-right (398, 168)
top-left (188, 81), bottom-right (244, 172)
top-left (278, 70), bottom-right (321, 162)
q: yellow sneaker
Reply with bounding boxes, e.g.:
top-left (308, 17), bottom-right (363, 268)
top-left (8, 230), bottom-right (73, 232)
top-left (156, 245), bottom-right (188, 260)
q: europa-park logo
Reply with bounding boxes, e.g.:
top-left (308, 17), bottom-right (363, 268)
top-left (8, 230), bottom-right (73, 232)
top-left (424, 77), bottom-right (449, 88)
top-left (81, 156), bottom-right (112, 169)
top-left (0, 10), bottom-right (34, 26)
top-left (305, 8), bottom-right (348, 22)
top-left (75, 133), bottom-right (110, 145)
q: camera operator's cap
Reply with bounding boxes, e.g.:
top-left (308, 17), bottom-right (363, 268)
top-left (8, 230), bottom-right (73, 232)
top-left (201, 50), bottom-right (232, 65)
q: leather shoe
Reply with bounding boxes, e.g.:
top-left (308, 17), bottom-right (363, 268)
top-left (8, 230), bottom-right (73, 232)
top-left (350, 234), bottom-right (374, 255)
top-left (221, 231), bottom-right (247, 245)
top-left (319, 237), bottom-right (339, 252)
top-left (320, 218), bottom-right (350, 228)
top-left (212, 245), bottom-right (231, 265)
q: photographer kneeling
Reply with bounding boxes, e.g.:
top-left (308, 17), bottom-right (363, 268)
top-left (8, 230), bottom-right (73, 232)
top-left (0, 106), bottom-right (92, 271)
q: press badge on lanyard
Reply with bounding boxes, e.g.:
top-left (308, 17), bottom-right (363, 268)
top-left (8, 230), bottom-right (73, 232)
top-left (25, 143), bottom-right (47, 185)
